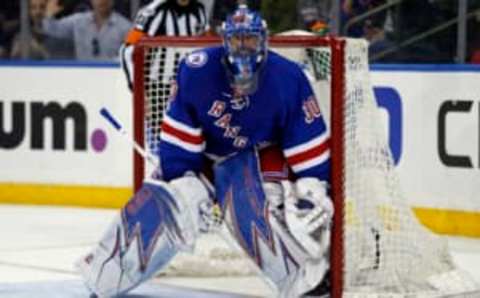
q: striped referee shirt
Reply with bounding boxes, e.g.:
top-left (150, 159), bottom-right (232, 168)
top-left (121, 0), bottom-right (208, 90)
top-left (134, 0), bottom-right (208, 37)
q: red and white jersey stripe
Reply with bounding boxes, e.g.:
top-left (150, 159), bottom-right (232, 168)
top-left (283, 133), bottom-right (330, 173)
top-left (160, 114), bottom-right (205, 153)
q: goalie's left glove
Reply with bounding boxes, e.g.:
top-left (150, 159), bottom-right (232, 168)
top-left (282, 177), bottom-right (333, 259)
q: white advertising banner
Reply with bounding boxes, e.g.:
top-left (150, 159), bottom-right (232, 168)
top-left (0, 64), bottom-right (132, 187)
top-left (371, 68), bottom-right (480, 212)
top-left (1, 64), bottom-right (479, 216)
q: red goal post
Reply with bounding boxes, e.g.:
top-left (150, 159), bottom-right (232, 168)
top-left (132, 35), bottom-right (479, 298)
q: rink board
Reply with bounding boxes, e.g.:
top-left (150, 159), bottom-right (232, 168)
top-left (1, 63), bottom-right (480, 237)
top-left (0, 280), bottom-right (258, 298)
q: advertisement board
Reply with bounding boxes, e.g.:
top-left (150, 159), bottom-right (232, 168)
top-left (0, 63), bottom-right (479, 235)
top-left (0, 63), bottom-right (132, 207)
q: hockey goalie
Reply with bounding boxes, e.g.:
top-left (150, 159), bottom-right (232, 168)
top-left (77, 5), bottom-right (333, 298)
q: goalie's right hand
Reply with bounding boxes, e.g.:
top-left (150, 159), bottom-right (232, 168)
top-left (282, 177), bottom-right (333, 259)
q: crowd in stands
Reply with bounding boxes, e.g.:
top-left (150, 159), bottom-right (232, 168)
top-left (1, 0), bottom-right (480, 63)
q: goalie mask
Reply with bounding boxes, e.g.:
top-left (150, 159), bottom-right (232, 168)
top-left (222, 5), bottom-right (268, 95)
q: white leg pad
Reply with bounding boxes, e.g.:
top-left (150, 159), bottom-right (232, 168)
top-left (76, 176), bottom-right (212, 297)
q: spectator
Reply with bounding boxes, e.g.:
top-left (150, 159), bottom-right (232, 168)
top-left (468, 17), bottom-right (480, 64)
top-left (121, 0), bottom-right (209, 90)
top-left (363, 18), bottom-right (395, 62)
top-left (211, 1), bottom-right (322, 35)
top-left (54, 0), bottom-right (91, 18)
top-left (0, 2), bottom-right (20, 56)
top-left (42, 0), bottom-right (132, 61)
top-left (9, 0), bottom-right (75, 60)
top-left (0, 14), bottom-right (8, 58)
top-left (10, 0), bottom-right (51, 59)
top-left (298, 0), bottom-right (333, 35)
top-left (0, 38), bottom-right (7, 59)
top-left (341, 0), bottom-right (387, 37)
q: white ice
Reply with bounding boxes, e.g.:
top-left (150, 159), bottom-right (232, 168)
top-left (0, 205), bottom-right (271, 298)
top-left (0, 204), bottom-right (479, 297)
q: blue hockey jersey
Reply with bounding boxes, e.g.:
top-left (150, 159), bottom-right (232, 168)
top-left (159, 46), bottom-right (330, 182)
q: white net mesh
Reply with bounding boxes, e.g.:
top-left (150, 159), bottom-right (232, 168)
top-left (134, 36), bottom-right (479, 297)
top-left (340, 39), bottom-right (477, 297)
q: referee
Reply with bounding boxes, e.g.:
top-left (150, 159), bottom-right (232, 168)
top-left (120, 0), bottom-right (209, 90)
top-left (120, 0), bottom-right (209, 163)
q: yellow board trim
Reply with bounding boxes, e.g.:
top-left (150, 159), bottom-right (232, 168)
top-left (0, 183), bottom-right (132, 209)
top-left (413, 207), bottom-right (480, 238)
top-left (0, 183), bottom-right (479, 237)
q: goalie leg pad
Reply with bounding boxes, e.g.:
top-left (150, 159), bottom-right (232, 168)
top-left (77, 176), bottom-right (211, 297)
top-left (214, 149), bottom-right (330, 297)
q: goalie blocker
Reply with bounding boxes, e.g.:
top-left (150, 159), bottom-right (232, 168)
top-left (76, 148), bottom-right (333, 297)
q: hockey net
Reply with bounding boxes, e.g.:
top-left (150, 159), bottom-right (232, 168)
top-left (132, 35), bottom-right (479, 297)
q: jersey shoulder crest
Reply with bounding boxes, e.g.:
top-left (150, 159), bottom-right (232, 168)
top-left (185, 50), bottom-right (209, 68)
top-left (184, 47), bottom-right (224, 70)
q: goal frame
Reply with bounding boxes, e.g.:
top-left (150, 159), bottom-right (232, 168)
top-left (132, 35), bottom-right (348, 298)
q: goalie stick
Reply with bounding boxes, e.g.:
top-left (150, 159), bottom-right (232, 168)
top-left (99, 106), bottom-right (224, 229)
top-left (99, 107), bottom-right (159, 168)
